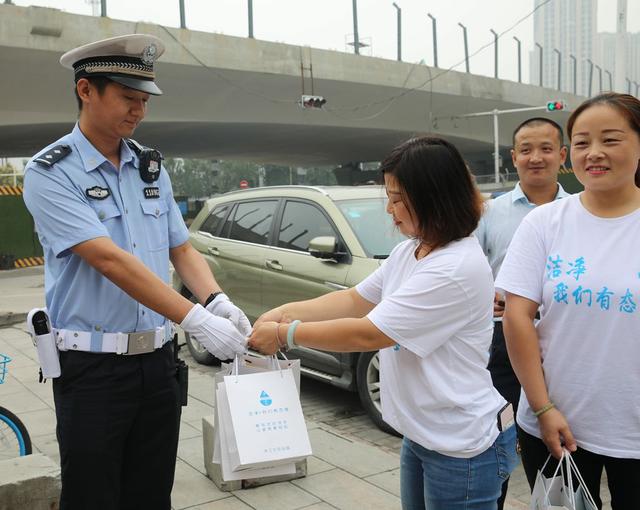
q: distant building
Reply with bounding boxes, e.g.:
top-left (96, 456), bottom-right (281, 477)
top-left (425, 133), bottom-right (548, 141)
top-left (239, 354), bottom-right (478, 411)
top-left (596, 31), bottom-right (640, 94)
top-left (531, 0), bottom-right (597, 95)
top-left (532, 0), bottom-right (639, 97)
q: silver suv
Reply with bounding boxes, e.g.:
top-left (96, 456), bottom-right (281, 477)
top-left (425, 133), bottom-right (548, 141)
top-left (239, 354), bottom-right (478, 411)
top-left (173, 185), bottom-right (405, 432)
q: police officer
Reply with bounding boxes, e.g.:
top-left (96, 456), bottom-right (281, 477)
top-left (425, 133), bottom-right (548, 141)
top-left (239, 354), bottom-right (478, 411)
top-left (23, 34), bottom-right (249, 510)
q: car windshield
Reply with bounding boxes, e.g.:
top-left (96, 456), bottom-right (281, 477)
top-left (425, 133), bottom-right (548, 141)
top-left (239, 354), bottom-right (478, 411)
top-left (336, 198), bottom-right (406, 258)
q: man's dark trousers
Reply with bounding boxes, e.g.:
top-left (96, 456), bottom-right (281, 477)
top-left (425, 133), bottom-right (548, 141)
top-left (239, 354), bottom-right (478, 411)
top-left (53, 342), bottom-right (181, 510)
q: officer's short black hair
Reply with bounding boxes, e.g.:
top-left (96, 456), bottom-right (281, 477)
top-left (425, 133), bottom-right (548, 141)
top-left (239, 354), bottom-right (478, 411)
top-left (74, 76), bottom-right (112, 110)
top-left (512, 117), bottom-right (564, 147)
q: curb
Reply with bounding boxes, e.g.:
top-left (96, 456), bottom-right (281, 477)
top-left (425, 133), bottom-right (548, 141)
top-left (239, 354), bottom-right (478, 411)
top-left (0, 312), bottom-right (27, 328)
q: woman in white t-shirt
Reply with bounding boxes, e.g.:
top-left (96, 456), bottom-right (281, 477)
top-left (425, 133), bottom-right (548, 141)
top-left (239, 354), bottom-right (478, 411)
top-left (249, 136), bottom-right (517, 510)
top-left (496, 92), bottom-right (640, 508)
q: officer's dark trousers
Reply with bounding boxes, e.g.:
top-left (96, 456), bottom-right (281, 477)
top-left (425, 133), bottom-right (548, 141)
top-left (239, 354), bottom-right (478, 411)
top-left (487, 321), bottom-right (521, 510)
top-left (53, 342), bottom-right (181, 510)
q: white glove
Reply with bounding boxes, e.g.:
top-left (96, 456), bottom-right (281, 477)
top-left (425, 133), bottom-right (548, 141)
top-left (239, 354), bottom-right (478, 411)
top-left (180, 304), bottom-right (247, 360)
top-left (206, 293), bottom-right (252, 337)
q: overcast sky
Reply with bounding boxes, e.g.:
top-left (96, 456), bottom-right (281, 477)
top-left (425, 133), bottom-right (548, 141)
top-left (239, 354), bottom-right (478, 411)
top-left (11, 0), bottom-right (640, 84)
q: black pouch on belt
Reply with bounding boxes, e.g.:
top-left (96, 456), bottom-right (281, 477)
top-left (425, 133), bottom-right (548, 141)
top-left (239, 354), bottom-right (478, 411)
top-left (172, 334), bottom-right (189, 406)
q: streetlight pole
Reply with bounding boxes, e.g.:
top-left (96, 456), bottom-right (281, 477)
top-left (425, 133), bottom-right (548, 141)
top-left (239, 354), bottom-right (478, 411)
top-left (392, 2), bottom-right (402, 62)
top-left (626, 78), bottom-right (631, 94)
top-left (352, 0), bottom-right (360, 55)
top-left (427, 13), bottom-right (438, 68)
top-left (587, 59), bottom-right (594, 97)
top-left (179, 0), bottom-right (186, 29)
top-left (513, 36), bottom-right (521, 83)
top-left (100, 0), bottom-right (106, 17)
top-left (553, 48), bottom-right (561, 91)
top-left (535, 42), bottom-right (543, 86)
top-left (569, 54), bottom-right (577, 95)
top-left (596, 65), bottom-right (602, 93)
top-left (489, 29), bottom-right (498, 79)
top-left (635, 82), bottom-right (639, 98)
top-left (605, 70), bottom-right (612, 91)
top-left (247, 0), bottom-right (254, 38)
top-left (458, 22), bottom-right (469, 73)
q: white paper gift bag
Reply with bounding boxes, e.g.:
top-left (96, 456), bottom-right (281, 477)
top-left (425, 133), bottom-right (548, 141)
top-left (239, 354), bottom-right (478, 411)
top-left (223, 367), bottom-right (312, 471)
top-left (213, 354), bottom-right (301, 464)
top-left (529, 450), bottom-right (598, 510)
top-left (235, 354), bottom-right (301, 391)
top-left (216, 382), bottom-right (296, 481)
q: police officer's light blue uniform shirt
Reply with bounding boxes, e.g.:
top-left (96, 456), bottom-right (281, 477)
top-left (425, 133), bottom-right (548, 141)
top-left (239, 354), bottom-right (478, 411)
top-left (475, 181), bottom-right (570, 278)
top-left (23, 123), bottom-right (189, 338)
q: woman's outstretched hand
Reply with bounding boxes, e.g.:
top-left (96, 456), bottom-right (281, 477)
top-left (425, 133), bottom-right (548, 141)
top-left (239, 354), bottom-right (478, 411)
top-left (253, 307), bottom-right (291, 331)
top-left (248, 321), bottom-right (280, 355)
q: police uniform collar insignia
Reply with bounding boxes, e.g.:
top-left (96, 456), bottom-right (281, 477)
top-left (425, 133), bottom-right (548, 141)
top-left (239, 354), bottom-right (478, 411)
top-left (34, 145), bottom-right (72, 168)
top-left (143, 187), bottom-right (160, 199)
top-left (86, 186), bottom-right (111, 200)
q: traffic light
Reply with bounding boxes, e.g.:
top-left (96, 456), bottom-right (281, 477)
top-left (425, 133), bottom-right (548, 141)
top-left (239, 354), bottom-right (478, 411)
top-left (546, 100), bottom-right (566, 111)
top-left (300, 95), bottom-right (327, 109)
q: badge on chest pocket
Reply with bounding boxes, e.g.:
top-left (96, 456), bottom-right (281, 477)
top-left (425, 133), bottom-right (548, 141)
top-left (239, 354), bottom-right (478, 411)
top-left (143, 187), bottom-right (160, 199)
top-left (85, 186), bottom-right (110, 200)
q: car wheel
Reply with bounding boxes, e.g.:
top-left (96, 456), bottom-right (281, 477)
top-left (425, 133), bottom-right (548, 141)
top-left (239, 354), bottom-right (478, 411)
top-left (356, 351), bottom-right (399, 436)
top-left (184, 330), bottom-right (221, 366)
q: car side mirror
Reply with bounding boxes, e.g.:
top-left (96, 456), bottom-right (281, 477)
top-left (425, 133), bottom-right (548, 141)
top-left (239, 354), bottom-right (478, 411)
top-left (308, 236), bottom-right (340, 260)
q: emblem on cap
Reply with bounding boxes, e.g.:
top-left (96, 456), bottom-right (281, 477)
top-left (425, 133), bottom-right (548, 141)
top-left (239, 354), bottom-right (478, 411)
top-left (141, 44), bottom-right (158, 65)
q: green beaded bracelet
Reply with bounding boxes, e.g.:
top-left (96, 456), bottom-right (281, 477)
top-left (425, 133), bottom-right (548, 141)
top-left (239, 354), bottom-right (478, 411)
top-left (533, 401), bottom-right (555, 418)
top-left (286, 320), bottom-right (301, 351)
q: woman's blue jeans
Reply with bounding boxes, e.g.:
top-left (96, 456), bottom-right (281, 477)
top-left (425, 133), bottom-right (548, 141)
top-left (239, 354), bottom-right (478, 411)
top-left (400, 426), bottom-right (518, 510)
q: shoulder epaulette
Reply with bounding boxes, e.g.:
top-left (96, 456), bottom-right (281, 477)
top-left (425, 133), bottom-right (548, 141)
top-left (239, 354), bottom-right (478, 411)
top-left (34, 145), bottom-right (72, 168)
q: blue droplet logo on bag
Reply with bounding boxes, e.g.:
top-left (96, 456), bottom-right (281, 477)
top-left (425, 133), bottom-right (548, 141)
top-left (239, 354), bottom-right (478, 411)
top-left (259, 390), bottom-right (272, 407)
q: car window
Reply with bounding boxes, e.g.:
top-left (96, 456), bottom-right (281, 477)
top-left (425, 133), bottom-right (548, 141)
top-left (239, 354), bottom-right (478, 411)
top-left (277, 201), bottom-right (338, 252)
top-left (225, 200), bottom-right (277, 245)
top-left (336, 198), bottom-right (406, 257)
top-left (199, 204), bottom-right (229, 236)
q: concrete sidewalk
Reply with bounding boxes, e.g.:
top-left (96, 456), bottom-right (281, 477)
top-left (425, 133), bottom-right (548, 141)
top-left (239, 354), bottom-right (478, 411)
top-left (0, 267), bottom-right (611, 509)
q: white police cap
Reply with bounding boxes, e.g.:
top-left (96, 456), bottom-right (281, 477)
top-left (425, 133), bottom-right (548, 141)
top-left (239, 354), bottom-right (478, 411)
top-left (59, 34), bottom-right (165, 96)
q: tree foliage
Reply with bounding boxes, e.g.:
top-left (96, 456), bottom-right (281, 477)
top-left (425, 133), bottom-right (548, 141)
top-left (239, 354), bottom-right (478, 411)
top-left (164, 158), bottom-right (337, 198)
top-left (0, 162), bottom-right (23, 186)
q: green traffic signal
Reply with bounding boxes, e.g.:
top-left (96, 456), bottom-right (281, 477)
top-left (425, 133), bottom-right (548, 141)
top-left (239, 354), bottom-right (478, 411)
top-left (546, 101), bottom-right (565, 111)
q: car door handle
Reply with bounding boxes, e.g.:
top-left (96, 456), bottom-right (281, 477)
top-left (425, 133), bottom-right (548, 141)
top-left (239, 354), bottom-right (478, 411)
top-left (266, 259), bottom-right (283, 271)
top-left (207, 247), bottom-right (220, 256)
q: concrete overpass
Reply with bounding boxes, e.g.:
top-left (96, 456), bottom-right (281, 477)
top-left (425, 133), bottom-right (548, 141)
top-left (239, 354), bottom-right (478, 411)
top-left (1, 3), bottom-right (584, 175)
